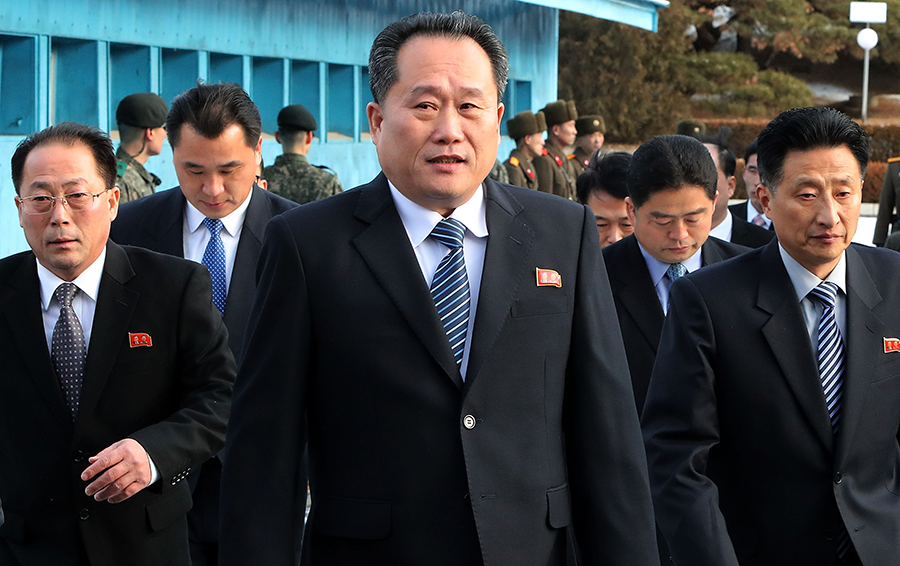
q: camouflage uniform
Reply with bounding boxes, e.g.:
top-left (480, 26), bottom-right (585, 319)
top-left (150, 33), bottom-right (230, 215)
top-left (116, 147), bottom-right (160, 203)
top-left (488, 158), bottom-right (509, 184)
top-left (263, 153), bottom-right (342, 205)
top-left (504, 149), bottom-right (539, 191)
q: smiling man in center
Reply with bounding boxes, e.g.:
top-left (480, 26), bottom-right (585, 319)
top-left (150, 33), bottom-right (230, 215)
top-left (220, 11), bottom-right (658, 566)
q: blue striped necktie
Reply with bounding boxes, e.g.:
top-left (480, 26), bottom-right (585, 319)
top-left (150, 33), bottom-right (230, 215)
top-left (202, 217), bottom-right (227, 316)
top-left (429, 218), bottom-right (470, 366)
top-left (808, 280), bottom-right (851, 557)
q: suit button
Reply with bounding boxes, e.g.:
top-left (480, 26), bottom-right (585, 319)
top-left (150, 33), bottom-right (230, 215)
top-left (73, 450), bottom-right (84, 462)
top-left (824, 528), bottom-right (835, 541)
top-left (463, 415), bottom-right (476, 429)
top-left (834, 472), bottom-right (843, 484)
top-left (79, 509), bottom-right (89, 520)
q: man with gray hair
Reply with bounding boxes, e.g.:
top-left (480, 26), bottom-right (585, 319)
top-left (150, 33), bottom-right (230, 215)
top-left (220, 11), bottom-right (657, 566)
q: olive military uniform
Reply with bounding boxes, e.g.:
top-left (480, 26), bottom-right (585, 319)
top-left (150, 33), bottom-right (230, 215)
top-left (572, 147), bottom-right (591, 175)
top-left (504, 149), bottom-right (539, 191)
top-left (116, 147), bottom-right (161, 203)
top-left (534, 139), bottom-right (578, 200)
top-left (263, 154), bottom-right (342, 205)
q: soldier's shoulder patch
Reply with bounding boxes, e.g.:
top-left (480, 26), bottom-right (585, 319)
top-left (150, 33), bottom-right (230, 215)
top-left (889, 156), bottom-right (900, 163)
top-left (510, 156), bottom-right (520, 167)
top-left (116, 160), bottom-right (128, 178)
top-left (567, 153), bottom-right (576, 160)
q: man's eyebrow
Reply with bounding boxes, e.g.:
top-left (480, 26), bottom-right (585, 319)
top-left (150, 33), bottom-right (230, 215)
top-left (408, 85), bottom-right (488, 99)
top-left (649, 206), bottom-right (707, 219)
top-left (183, 160), bottom-right (243, 169)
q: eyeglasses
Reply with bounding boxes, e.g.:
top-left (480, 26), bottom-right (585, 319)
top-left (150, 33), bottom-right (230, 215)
top-left (17, 188), bottom-right (112, 215)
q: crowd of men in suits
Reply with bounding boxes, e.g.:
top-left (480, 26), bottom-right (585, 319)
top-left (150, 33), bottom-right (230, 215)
top-left (1, 10), bottom-right (899, 566)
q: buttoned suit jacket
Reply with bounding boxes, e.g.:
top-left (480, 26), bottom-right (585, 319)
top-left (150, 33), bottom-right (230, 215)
top-left (0, 243), bottom-right (234, 566)
top-left (110, 184), bottom-right (298, 364)
top-left (219, 174), bottom-right (659, 566)
top-left (730, 214), bottom-right (775, 249)
top-left (642, 242), bottom-right (900, 566)
top-left (602, 234), bottom-right (749, 414)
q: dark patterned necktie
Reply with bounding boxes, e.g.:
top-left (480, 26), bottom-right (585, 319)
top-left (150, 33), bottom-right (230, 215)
top-left (51, 283), bottom-right (86, 418)
top-left (202, 217), bottom-right (227, 315)
top-left (429, 218), bottom-right (470, 366)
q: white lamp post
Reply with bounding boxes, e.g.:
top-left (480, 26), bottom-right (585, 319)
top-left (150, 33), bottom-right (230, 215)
top-left (850, 2), bottom-right (887, 123)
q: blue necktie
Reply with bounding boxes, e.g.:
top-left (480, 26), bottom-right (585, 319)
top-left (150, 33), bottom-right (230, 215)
top-left (51, 282), bottom-right (86, 419)
top-left (202, 218), bottom-right (227, 316)
top-left (664, 263), bottom-right (687, 312)
top-left (430, 218), bottom-right (470, 366)
top-left (808, 281), bottom-right (851, 557)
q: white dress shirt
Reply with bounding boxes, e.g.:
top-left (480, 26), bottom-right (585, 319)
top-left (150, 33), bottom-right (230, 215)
top-left (709, 210), bottom-right (734, 242)
top-left (389, 181), bottom-right (488, 381)
top-left (779, 244), bottom-right (847, 348)
top-left (37, 246), bottom-right (160, 483)
top-left (638, 242), bottom-right (702, 314)
top-left (182, 189), bottom-right (253, 294)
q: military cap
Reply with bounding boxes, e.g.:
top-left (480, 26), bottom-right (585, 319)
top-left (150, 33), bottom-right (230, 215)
top-left (277, 104), bottom-right (318, 132)
top-left (575, 115), bottom-right (606, 136)
top-left (507, 110), bottom-right (546, 140)
top-left (676, 120), bottom-right (706, 138)
top-left (116, 93), bottom-right (168, 128)
top-left (541, 100), bottom-right (578, 127)
top-left (536, 110), bottom-right (547, 132)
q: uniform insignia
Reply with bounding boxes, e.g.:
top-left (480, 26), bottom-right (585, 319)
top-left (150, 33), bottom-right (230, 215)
top-left (888, 157), bottom-right (900, 163)
top-left (542, 148), bottom-right (549, 156)
top-left (536, 268), bottom-right (562, 288)
top-left (553, 154), bottom-right (563, 167)
top-left (129, 332), bottom-right (153, 348)
top-left (510, 156), bottom-right (520, 167)
top-left (116, 160), bottom-right (128, 177)
top-left (526, 168), bottom-right (535, 180)
top-left (567, 154), bottom-right (576, 160)
top-left (884, 337), bottom-right (900, 353)
top-left (583, 159), bottom-right (590, 167)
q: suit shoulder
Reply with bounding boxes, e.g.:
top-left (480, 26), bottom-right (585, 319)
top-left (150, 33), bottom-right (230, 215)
top-left (851, 243), bottom-right (900, 273)
top-left (258, 187), bottom-right (300, 215)
top-left (119, 244), bottom-right (202, 276)
top-left (0, 251), bottom-right (33, 280)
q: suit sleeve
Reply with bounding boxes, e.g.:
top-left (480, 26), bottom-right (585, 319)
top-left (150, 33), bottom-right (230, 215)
top-left (874, 164), bottom-right (897, 246)
top-left (565, 205), bottom-right (660, 565)
top-left (641, 276), bottom-right (739, 566)
top-left (219, 215), bottom-right (310, 566)
top-left (128, 264), bottom-right (236, 486)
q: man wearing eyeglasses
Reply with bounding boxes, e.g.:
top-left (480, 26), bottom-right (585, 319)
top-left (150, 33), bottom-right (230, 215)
top-left (0, 122), bottom-right (235, 566)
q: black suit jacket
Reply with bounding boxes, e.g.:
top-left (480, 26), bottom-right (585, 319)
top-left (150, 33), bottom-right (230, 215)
top-left (110, 185), bottom-right (297, 363)
top-left (602, 234), bottom-right (749, 414)
top-left (0, 243), bottom-right (234, 566)
top-left (642, 242), bottom-right (900, 566)
top-left (874, 161), bottom-right (900, 246)
top-left (729, 201), bottom-right (774, 232)
top-left (730, 214), bottom-right (775, 248)
top-left (220, 175), bottom-right (659, 566)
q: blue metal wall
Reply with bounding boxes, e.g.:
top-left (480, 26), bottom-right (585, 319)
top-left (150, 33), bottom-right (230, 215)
top-left (0, 0), bottom-right (658, 257)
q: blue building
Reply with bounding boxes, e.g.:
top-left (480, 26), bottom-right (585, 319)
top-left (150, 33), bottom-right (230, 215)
top-left (0, 0), bottom-right (666, 257)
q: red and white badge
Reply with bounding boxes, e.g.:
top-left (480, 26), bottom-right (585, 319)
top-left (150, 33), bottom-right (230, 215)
top-left (536, 268), bottom-right (562, 288)
top-left (129, 332), bottom-right (153, 348)
top-left (884, 337), bottom-right (900, 353)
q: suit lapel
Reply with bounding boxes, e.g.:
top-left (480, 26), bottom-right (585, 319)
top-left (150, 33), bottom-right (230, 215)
top-left (224, 184), bottom-right (266, 359)
top-left (614, 237), bottom-right (665, 350)
top-left (836, 246), bottom-right (883, 461)
top-left (146, 188), bottom-right (185, 257)
top-left (757, 243), bottom-right (835, 453)
top-left (3, 254), bottom-right (73, 431)
top-left (75, 243), bottom-right (138, 436)
top-left (464, 181), bottom-right (533, 393)
top-left (352, 175), bottom-right (462, 388)
top-left (701, 238), bottom-right (726, 266)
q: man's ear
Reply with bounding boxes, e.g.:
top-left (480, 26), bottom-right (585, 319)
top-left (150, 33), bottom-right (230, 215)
top-left (366, 102), bottom-right (383, 146)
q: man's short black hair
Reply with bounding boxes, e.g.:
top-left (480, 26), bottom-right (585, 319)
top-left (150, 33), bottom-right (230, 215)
top-left (699, 129), bottom-right (736, 177)
top-left (167, 82), bottom-right (261, 149)
top-left (756, 107), bottom-right (869, 192)
top-left (368, 11), bottom-right (508, 105)
top-left (627, 135), bottom-right (717, 208)
top-left (744, 138), bottom-right (758, 163)
top-left (576, 151), bottom-right (631, 205)
top-left (12, 122), bottom-right (117, 194)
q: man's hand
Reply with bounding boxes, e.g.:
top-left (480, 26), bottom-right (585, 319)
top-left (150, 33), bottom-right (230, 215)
top-left (82, 438), bottom-right (152, 503)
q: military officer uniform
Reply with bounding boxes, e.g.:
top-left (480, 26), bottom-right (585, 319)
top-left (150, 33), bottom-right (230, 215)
top-left (505, 150), bottom-right (538, 190)
top-left (115, 93), bottom-right (168, 204)
top-left (503, 110), bottom-right (546, 191)
top-left (572, 115), bottom-right (606, 176)
top-left (265, 104), bottom-right (343, 205)
top-left (533, 100), bottom-right (579, 201)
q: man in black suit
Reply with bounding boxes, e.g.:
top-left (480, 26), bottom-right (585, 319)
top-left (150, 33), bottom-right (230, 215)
top-left (729, 139), bottom-right (774, 230)
top-left (643, 107), bottom-right (900, 566)
top-left (0, 123), bottom-right (233, 566)
top-left (703, 139), bottom-right (775, 248)
top-left (110, 82), bottom-right (296, 566)
top-left (220, 12), bottom-right (658, 566)
top-left (603, 135), bottom-right (748, 415)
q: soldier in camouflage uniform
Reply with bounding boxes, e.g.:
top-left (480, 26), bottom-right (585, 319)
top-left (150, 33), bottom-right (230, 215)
top-left (263, 104), bottom-right (342, 204)
top-left (533, 100), bottom-right (579, 200)
top-left (572, 115), bottom-right (606, 175)
top-left (503, 110), bottom-right (546, 191)
top-left (115, 93), bottom-right (168, 203)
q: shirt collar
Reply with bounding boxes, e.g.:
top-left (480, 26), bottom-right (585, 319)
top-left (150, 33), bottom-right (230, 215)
top-left (637, 240), bottom-right (703, 287)
top-left (184, 186), bottom-right (254, 238)
top-left (709, 210), bottom-right (733, 242)
top-left (778, 243), bottom-right (847, 302)
top-left (388, 181), bottom-right (489, 246)
top-left (38, 245), bottom-right (107, 311)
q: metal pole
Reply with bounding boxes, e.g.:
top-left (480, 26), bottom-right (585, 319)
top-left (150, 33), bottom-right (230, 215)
top-left (862, 24), bottom-right (871, 123)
